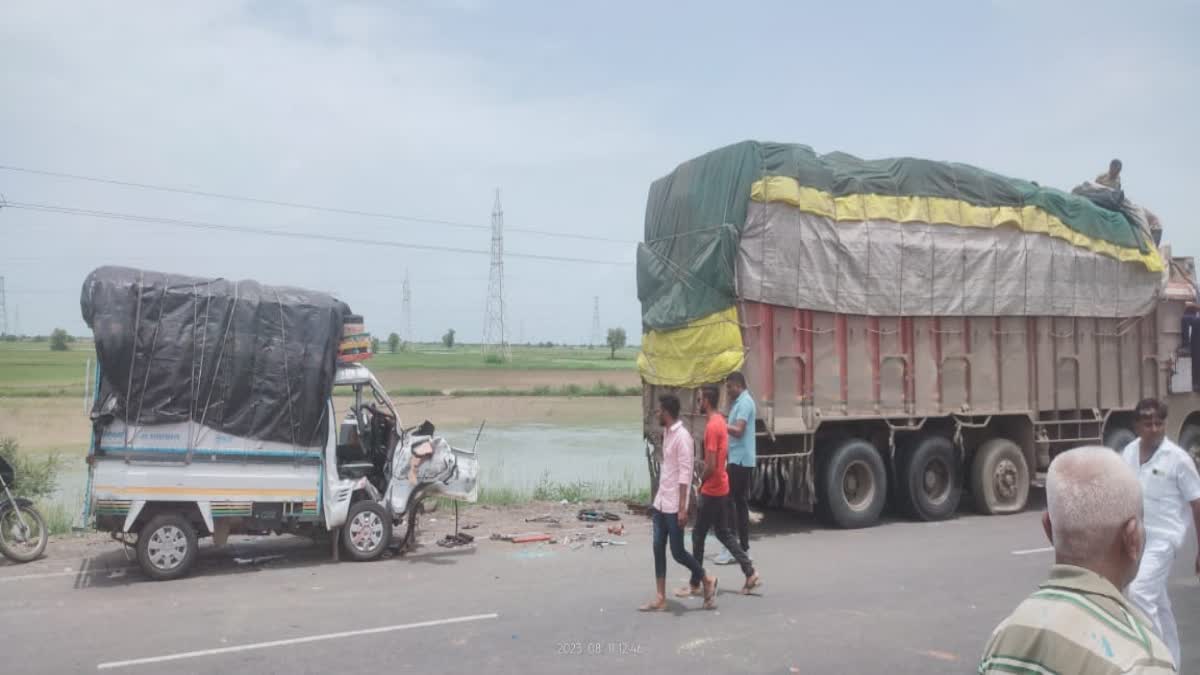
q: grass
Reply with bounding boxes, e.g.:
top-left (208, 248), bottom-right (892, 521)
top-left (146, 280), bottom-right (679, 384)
top-left (435, 479), bottom-right (650, 510)
top-left (370, 343), bottom-right (638, 372)
top-left (38, 499), bottom-right (79, 536)
top-left (446, 383), bottom-right (641, 398)
top-left (0, 341), bottom-right (94, 397)
top-left (0, 341), bottom-right (639, 398)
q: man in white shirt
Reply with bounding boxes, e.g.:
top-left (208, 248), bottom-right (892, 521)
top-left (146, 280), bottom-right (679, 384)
top-left (1121, 397), bottom-right (1200, 668)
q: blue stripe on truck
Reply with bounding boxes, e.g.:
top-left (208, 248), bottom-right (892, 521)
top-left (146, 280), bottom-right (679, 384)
top-left (98, 446), bottom-right (323, 461)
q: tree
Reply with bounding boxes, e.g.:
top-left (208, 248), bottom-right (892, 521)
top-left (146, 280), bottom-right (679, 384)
top-left (49, 328), bottom-right (70, 352)
top-left (606, 327), bottom-right (627, 360)
top-left (442, 329), bottom-right (456, 349)
top-left (388, 332), bottom-right (400, 354)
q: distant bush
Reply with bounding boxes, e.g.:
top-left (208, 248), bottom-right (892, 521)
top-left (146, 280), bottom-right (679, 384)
top-left (50, 329), bottom-right (70, 352)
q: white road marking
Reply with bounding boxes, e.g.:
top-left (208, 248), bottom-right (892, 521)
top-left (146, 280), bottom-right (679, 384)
top-left (96, 612), bottom-right (500, 670)
top-left (1011, 546), bottom-right (1054, 556)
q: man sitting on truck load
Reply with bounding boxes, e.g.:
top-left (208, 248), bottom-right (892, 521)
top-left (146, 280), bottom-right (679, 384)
top-left (1096, 158), bottom-right (1123, 190)
top-left (979, 446), bottom-right (1175, 674)
top-left (677, 386), bottom-right (760, 598)
top-left (1121, 398), bottom-right (1200, 669)
top-left (715, 372), bottom-right (756, 566)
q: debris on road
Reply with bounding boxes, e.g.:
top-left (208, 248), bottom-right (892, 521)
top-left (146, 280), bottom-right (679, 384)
top-left (577, 509), bottom-right (621, 523)
top-left (524, 514), bottom-right (561, 525)
top-left (606, 524), bottom-right (624, 536)
top-left (624, 501), bottom-right (651, 517)
top-left (591, 538), bottom-right (627, 548)
top-left (437, 533), bottom-right (475, 548)
top-left (233, 554), bottom-right (286, 566)
top-left (490, 532), bottom-right (553, 544)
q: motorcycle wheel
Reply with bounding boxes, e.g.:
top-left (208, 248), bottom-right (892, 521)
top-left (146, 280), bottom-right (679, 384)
top-left (0, 503), bottom-right (48, 563)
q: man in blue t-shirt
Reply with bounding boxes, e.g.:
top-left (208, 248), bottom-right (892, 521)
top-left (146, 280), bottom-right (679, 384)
top-left (715, 371), bottom-right (756, 565)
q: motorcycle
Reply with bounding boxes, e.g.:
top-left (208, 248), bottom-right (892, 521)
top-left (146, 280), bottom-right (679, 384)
top-left (0, 455), bottom-right (48, 563)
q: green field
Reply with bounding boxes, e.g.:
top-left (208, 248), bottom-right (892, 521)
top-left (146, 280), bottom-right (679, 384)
top-left (369, 343), bottom-right (639, 371)
top-left (0, 341), bottom-right (95, 397)
top-left (0, 341), bottom-right (639, 398)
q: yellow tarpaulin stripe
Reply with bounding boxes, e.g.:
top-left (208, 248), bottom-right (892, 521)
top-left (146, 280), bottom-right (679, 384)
top-left (751, 176), bottom-right (1163, 272)
top-left (637, 307), bottom-right (744, 388)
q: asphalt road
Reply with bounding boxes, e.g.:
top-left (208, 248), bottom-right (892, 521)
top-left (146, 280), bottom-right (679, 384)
top-left (2, 501), bottom-right (1198, 674)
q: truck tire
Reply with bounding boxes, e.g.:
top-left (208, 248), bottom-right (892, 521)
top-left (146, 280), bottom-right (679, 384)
top-left (821, 439), bottom-right (887, 529)
top-left (970, 439), bottom-right (1029, 515)
top-left (341, 500), bottom-right (391, 562)
top-left (1179, 424), bottom-right (1200, 474)
top-left (137, 513), bottom-right (199, 581)
top-left (900, 435), bottom-right (962, 521)
top-left (1104, 426), bottom-right (1136, 453)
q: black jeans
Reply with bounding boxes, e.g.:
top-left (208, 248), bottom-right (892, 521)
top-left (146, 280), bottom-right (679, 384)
top-left (693, 494), bottom-right (755, 578)
top-left (727, 464), bottom-right (753, 552)
top-left (651, 508), bottom-right (705, 587)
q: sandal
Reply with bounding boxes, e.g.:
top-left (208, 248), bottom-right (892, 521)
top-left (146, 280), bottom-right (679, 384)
top-left (638, 600), bottom-right (668, 612)
top-left (703, 577), bottom-right (719, 610)
top-left (742, 574), bottom-right (762, 595)
top-left (674, 585), bottom-right (700, 598)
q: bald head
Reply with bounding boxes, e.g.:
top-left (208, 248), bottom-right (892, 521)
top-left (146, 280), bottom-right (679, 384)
top-left (1045, 446), bottom-right (1143, 584)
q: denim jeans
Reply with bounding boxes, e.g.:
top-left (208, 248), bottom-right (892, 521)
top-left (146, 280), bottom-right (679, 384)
top-left (651, 508), bottom-right (705, 586)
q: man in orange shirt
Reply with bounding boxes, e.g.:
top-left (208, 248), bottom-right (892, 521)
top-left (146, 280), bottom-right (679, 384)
top-left (678, 385), bottom-right (761, 598)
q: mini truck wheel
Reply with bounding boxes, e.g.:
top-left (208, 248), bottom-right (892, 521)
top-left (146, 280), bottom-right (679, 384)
top-left (822, 439), bottom-right (888, 529)
top-left (970, 438), bottom-right (1030, 515)
top-left (341, 500), bottom-right (391, 561)
top-left (137, 513), bottom-right (199, 581)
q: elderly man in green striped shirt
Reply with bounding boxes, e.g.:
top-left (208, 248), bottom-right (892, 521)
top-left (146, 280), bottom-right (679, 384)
top-left (979, 446), bottom-right (1176, 674)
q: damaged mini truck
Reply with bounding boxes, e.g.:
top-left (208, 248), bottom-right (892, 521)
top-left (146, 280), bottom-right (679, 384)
top-left (79, 267), bottom-right (480, 581)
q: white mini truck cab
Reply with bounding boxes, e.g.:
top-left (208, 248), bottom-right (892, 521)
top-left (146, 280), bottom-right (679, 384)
top-left (87, 363), bottom-right (479, 581)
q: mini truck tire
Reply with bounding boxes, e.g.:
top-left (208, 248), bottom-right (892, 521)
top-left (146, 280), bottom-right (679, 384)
top-left (137, 512), bottom-right (199, 581)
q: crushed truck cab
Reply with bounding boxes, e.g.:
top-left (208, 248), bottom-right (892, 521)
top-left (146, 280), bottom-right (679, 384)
top-left (81, 266), bottom-right (478, 580)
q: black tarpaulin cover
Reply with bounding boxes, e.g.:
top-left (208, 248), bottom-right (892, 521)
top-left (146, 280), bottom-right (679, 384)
top-left (81, 266), bottom-right (350, 447)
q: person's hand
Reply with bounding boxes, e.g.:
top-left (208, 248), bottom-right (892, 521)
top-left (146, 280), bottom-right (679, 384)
top-left (677, 510), bottom-right (688, 528)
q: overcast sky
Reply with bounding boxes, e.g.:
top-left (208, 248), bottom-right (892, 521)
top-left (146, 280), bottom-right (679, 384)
top-left (1, 1), bottom-right (1197, 342)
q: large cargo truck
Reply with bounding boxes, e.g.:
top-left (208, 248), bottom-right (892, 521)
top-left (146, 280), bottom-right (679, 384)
top-left (637, 141), bottom-right (1200, 528)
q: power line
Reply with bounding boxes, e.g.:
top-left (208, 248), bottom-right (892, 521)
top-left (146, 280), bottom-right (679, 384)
top-left (3, 201), bottom-right (633, 267)
top-left (0, 164), bottom-right (634, 244)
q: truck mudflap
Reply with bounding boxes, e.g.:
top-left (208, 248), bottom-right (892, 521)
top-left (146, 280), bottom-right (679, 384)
top-left (387, 436), bottom-right (479, 515)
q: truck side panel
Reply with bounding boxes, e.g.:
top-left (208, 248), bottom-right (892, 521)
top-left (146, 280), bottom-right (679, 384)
top-left (742, 301), bottom-right (1182, 445)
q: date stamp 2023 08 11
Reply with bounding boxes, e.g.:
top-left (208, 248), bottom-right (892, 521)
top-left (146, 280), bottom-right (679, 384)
top-left (556, 642), bottom-right (644, 656)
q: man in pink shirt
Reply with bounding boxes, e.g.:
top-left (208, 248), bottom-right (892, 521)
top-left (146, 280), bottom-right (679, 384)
top-left (639, 394), bottom-right (717, 612)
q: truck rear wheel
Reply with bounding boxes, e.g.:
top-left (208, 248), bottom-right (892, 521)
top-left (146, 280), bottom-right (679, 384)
top-left (970, 439), bottom-right (1029, 515)
top-left (821, 439), bottom-right (887, 529)
top-left (900, 435), bottom-right (962, 521)
top-left (137, 513), bottom-right (198, 581)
